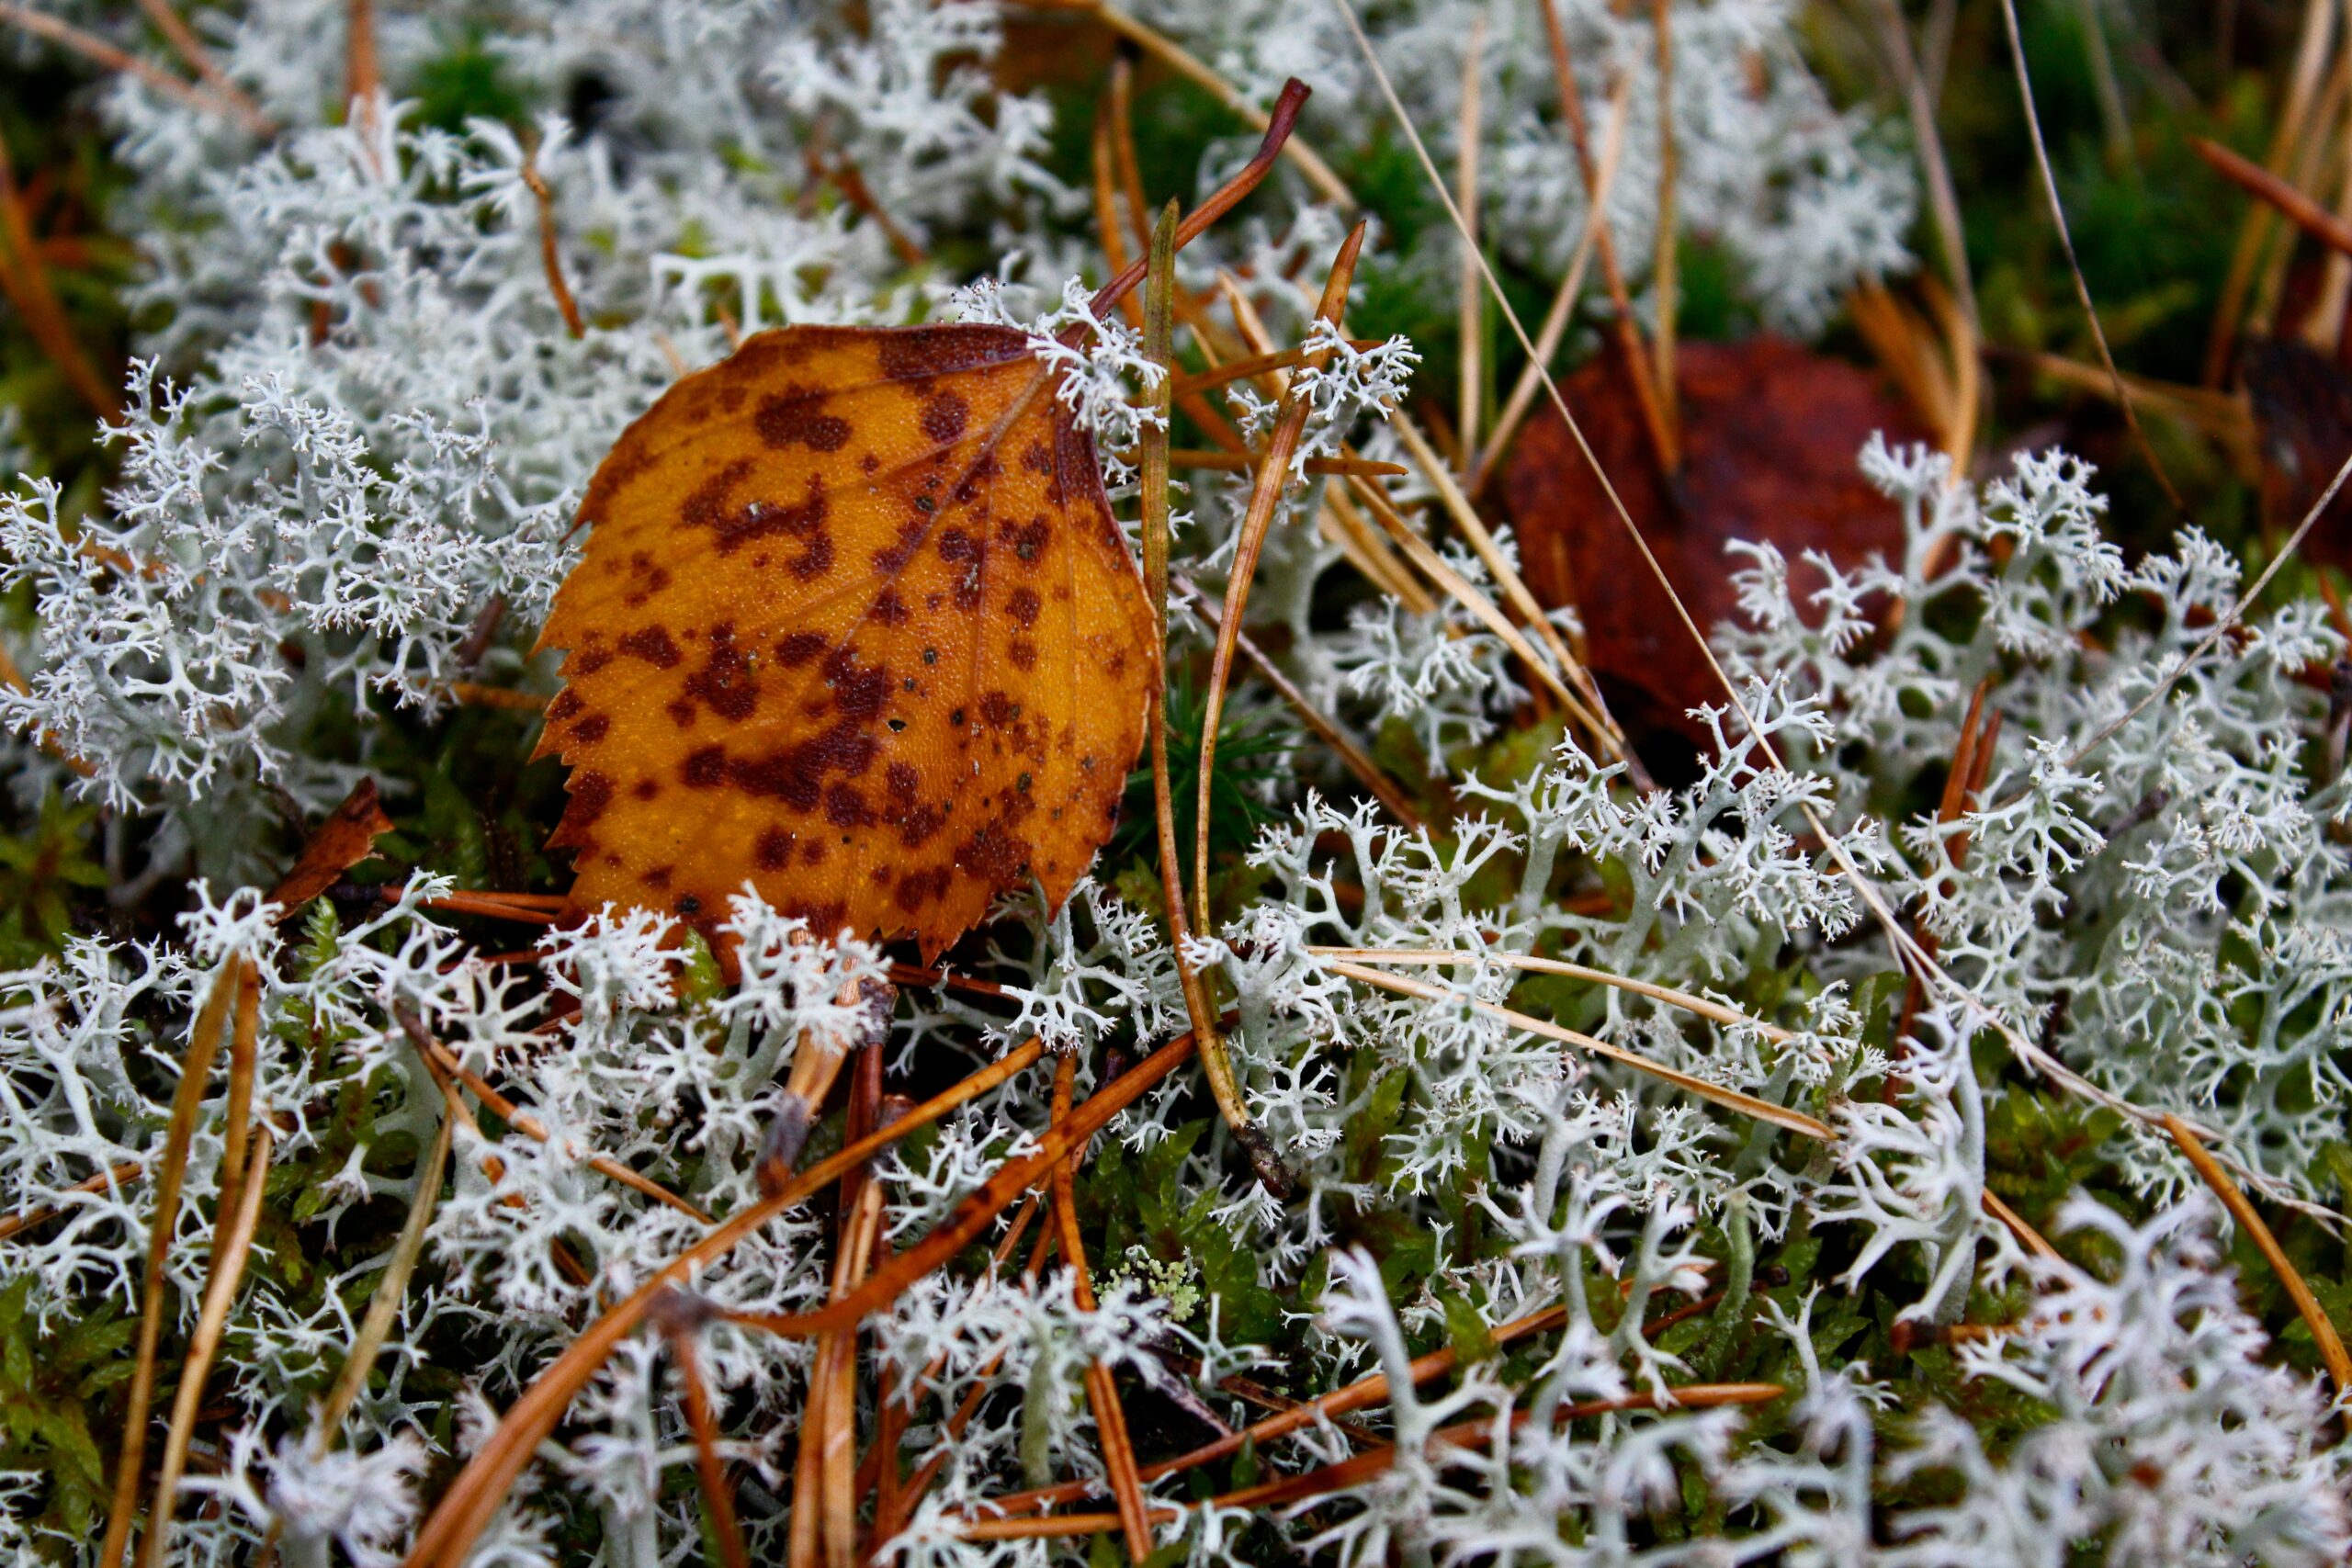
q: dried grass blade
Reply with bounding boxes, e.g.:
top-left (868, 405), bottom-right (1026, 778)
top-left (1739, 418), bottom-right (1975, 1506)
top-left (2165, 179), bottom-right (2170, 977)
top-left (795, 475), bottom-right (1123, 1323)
top-left (314, 1111), bottom-right (454, 1446)
top-left (1309, 946), bottom-right (1797, 1043)
top-left (141, 1123), bottom-right (273, 1568)
top-left (1177, 574), bottom-right (1430, 833)
top-left (1994, 0), bottom-right (2186, 515)
top-left (98, 953), bottom-right (244, 1568)
top-left (1184, 225), bottom-right (1367, 1194)
top-left (1346, 476), bottom-right (1608, 741)
top-left (1326, 960), bottom-right (1833, 1139)
top-left (1456, 17), bottom-right (1486, 467)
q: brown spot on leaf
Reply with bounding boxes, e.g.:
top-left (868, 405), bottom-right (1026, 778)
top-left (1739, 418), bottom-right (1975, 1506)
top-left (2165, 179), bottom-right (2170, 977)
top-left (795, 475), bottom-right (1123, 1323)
top-left (756, 385), bottom-right (853, 452)
top-left (619, 626), bottom-right (683, 668)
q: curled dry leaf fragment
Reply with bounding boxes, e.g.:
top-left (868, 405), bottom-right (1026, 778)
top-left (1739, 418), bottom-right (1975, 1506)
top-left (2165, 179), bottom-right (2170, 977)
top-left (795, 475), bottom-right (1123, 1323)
top-left (266, 775), bottom-right (396, 919)
top-left (535, 325), bottom-right (1154, 962)
top-left (1502, 336), bottom-right (1924, 740)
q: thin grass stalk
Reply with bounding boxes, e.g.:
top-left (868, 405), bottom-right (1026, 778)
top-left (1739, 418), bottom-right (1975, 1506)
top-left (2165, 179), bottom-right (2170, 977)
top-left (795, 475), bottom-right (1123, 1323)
top-left (1648, 0), bottom-right (1680, 460)
top-left (1530, 0), bottom-right (1672, 479)
top-left (400, 1035), bottom-right (1049, 1568)
top-left (141, 1123), bottom-right (274, 1568)
top-left (1326, 960), bottom-right (1834, 1138)
top-left (1141, 205), bottom-right (1295, 1198)
top-left (1994, 0), bottom-right (2186, 515)
top-left (1307, 946), bottom-right (1798, 1043)
top-left (98, 954), bottom-right (244, 1568)
top-left (1473, 73), bottom-right (1633, 496)
top-left (314, 1111), bottom-right (454, 1444)
top-left (1457, 18), bottom-right (1486, 468)
top-left (1186, 229), bottom-right (1364, 1184)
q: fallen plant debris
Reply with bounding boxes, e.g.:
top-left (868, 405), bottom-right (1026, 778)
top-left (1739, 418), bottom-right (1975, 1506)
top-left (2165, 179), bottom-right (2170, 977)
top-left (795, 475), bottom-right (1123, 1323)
top-left (0, 0), bottom-right (2349, 1564)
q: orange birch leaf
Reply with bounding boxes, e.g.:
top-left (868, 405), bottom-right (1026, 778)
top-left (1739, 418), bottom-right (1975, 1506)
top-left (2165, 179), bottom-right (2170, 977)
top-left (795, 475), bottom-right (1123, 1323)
top-left (534, 325), bottom-right (1153, 962)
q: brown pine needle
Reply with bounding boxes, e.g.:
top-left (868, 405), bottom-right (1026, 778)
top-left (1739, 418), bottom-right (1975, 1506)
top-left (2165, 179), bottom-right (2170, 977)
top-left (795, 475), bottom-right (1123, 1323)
top-left (1308, 946), bottom-right (1798, 1043)
top-left (1325, 959), bottom-right (1835, 1139)
top-left (955, 1383), bottom-right (1784, 1538)
top-left (0, 134), bottom-right (122, 423)
top-left (519, 149), bottom-right (585, 338)
top-left (0, 2), bottom-right (264, 133)
top-left (659, 1302), bottom-right (752, 1568)
top-left (0, 1158), bottom-right (144, 1245)
top-left (402, 1015), bottom-right (714, 1224)
top-left (1648, 0), bottom-right (1680, 462)
top-left (142, 1122), bottom-right (273, 1568)
top-left (2164, 1114), bottom-right (2352, 1399)
top-left (401, 1033), bottom-right (1049, 1568)
top-left (99, 954), bottom-right (245, 1568)
top-left (712, 1025), bottom-right (1209, 1345)
top-left (1050, 1056), bottom-right (1154, 1560)
top-left (978, 1300), bottom-right (1574, 1519)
